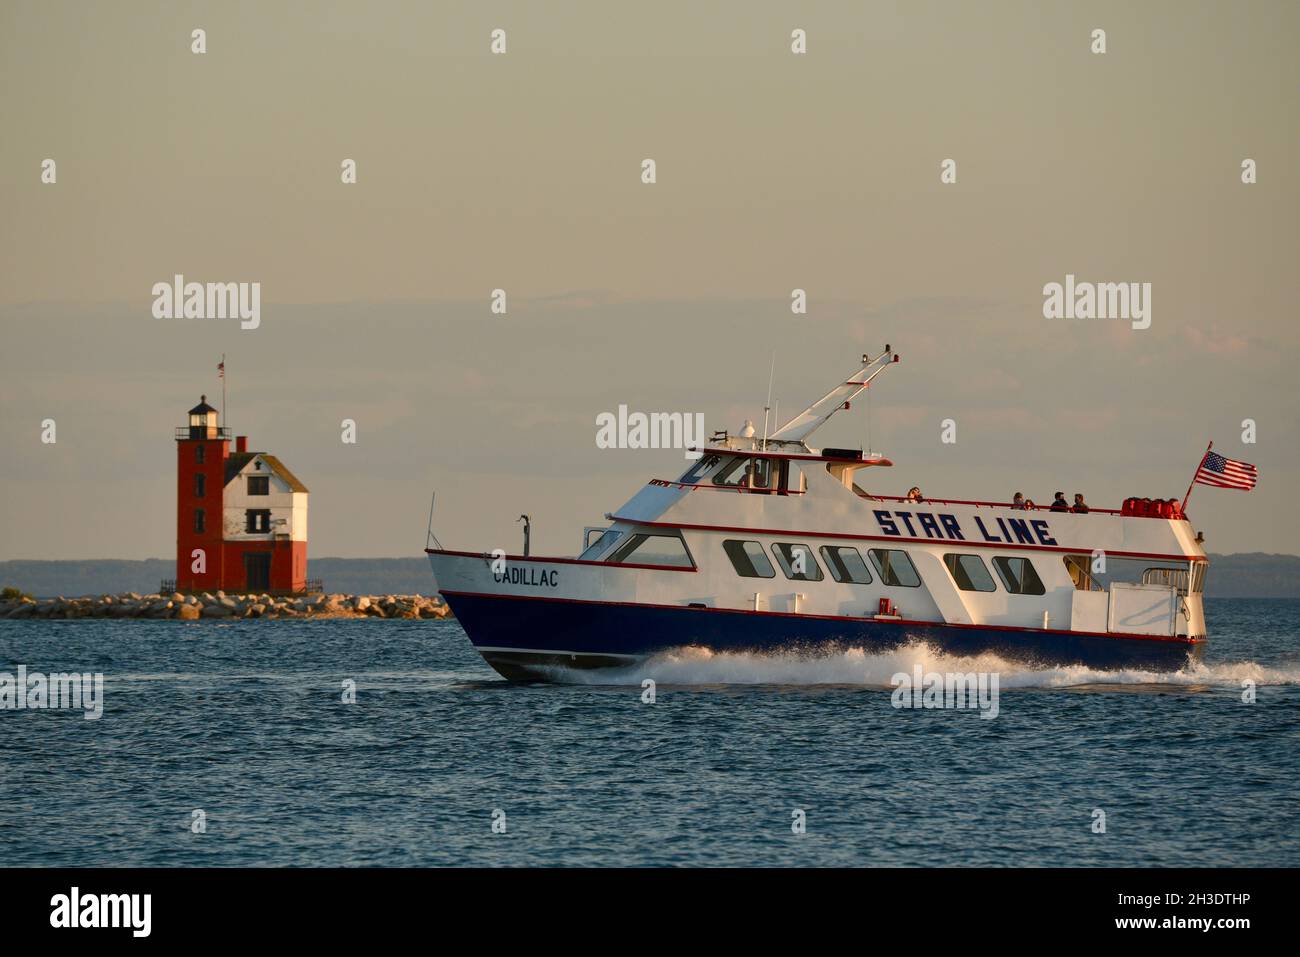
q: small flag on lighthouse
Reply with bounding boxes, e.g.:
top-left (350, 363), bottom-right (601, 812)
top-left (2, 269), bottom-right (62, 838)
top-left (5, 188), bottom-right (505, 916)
top-left (1193, 451), bottom-right (1258, 491)
top-left (217, 358), bottom-right (224, 379)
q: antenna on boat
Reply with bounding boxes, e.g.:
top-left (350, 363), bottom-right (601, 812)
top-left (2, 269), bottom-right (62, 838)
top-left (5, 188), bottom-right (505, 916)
top-left (426, 492), bottom-right (443, 550)
top-left (761, 352), bottom-right (776, 450)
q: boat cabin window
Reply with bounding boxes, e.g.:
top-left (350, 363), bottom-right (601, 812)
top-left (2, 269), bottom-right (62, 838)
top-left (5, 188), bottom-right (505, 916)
top-left (580, 529), bottom-right (624, 560)
top-left (992, 556), bottom-right (1046, 595)
top-left (820, 545), bottom-right (873, 584)
top-left (678, 454), bottom-right (721, 485)
top-left (771, 543), bottom-right (824, 581)
top-left (713, 456), bottom-right (774, 491)
top-left (869, 549), bottom-right (921, 587)
top-left (722, 539), bottom-right (776, 578)
top-left (944, 553), bottom-right (997, 592)
top-left (608, 533), bottom-right (694, 568)
top-left (784, 461), bottom-right (806, 493)
top-left (1063, 555), bottom-right (1103, 591)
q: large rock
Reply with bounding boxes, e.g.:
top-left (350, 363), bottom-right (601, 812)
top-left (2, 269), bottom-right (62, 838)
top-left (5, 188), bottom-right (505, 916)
top-left (175, 603), bottom-right (201, 620)
top-left (201, 603), bottom-right (233, 618)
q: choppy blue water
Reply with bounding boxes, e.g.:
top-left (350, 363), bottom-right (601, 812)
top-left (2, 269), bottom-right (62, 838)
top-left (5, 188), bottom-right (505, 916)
top-left (2, 599), bottom-right (1298, 867)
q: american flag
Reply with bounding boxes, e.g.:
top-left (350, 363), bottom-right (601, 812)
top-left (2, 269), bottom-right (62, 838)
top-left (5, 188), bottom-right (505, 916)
top-left (1194, 451), bottom-right (1258, 491)
top-left (217, 358), bottom-right (224, 379)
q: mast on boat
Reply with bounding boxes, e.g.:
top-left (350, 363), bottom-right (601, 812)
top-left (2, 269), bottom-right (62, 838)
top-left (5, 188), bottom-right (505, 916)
top-left (768, 346), bottom-right (899, 444)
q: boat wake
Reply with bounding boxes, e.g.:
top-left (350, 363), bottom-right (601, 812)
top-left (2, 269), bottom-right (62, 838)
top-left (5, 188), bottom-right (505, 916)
top-left (546, 641), bottom-right (1300, 689)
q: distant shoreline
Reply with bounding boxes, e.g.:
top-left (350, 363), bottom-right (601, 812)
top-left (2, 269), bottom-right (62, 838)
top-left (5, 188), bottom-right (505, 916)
top-left (1, 553), bottom-right (1298, 600)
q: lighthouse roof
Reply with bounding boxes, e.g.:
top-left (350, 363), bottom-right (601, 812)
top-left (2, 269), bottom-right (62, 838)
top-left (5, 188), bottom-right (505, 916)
top-left (188, 396), bottom-right (218, 415)
top-left (223, 452), bottom-right (310, 493)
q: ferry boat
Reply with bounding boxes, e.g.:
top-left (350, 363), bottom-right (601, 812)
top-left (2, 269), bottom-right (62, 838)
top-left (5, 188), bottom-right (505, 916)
top-left (427, 348), bottom-right (1208, 680)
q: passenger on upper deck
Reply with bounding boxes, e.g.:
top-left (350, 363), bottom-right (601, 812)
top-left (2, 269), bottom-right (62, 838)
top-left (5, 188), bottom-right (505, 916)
top-left (1072, 493), bottom-right (1089, 514)
top-left (906, 486), bottom-right (924, 503)
top-left (1012, 492), bottom-right (1028, 510)
top-left (1050, 491), bottom-right (1070, 512)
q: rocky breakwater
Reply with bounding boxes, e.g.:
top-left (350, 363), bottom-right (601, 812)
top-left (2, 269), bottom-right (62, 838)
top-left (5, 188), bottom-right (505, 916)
top-left (1, 592), bottom-right (453, 621)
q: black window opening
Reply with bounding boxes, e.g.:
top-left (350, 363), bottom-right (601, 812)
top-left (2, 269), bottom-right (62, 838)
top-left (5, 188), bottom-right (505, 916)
top-left (193, 509), bottom-right (205, 534)
top-left (771, 543), bottom-right (824, 582)
top-left (820, 545), bottom-right (873, 584)
top-left (608, 532), bottom-right (694, 568)
top-left (722, 539), bottom-right (776, 579)
top-left (993, 556), bottom-right (1046, 595)
top-left (944, 553), bottom-right (997, 592)
top-left (195, 445), bottom-right (205, 464)
top-left (194, 473), bottom-right (206, 498)
top-left (246, 509), bottom-right (272, 534)
top-left (869, 548), bottom-right (921, 587)
top-left (248, 475), bottom-right (270, 496)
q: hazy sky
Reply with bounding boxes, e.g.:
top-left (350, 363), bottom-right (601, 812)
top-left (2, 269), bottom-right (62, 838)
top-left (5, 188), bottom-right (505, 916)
top-left (2, 0), bottom-right (1297, 562)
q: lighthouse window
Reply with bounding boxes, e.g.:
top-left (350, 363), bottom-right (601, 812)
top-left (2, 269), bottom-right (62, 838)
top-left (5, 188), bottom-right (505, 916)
top-left (722, 540), bottom-right (776, 579)
top-left (193, 509), bottom-right (205, 533)
top-left (194, 474), bottom-right (206, 498)
top-left (944, 553), bottom-right (997, 592)
top-left (248, 475), bottom-right (270, 496)
top-left (820, 546), bottom-right (873, 584)
top-left (195, 445), bottom-right (205, 464)
top-left (771, 543), bottom-right (824, 582)
top-left (869, 549), bottom-right (921, 587)
top-left (608, 533), bottom-right (694, 568)
top-left (245, 509), bottom-right (272, 534)
top-left (992, 556), bottom-right (1046, 595)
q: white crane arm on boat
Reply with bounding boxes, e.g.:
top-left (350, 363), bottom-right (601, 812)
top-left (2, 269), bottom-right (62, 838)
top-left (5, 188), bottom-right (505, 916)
top-left (769, 348), bottom-right (897, 444)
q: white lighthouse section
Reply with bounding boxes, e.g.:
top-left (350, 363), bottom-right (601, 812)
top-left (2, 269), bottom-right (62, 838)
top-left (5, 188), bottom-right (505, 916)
top-left (223, 454), bottom-right (308, 542)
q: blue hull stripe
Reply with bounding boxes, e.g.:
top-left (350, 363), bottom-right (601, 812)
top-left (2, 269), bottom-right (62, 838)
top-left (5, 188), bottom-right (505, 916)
top-left (442, 592), bottom-right (1201, 673)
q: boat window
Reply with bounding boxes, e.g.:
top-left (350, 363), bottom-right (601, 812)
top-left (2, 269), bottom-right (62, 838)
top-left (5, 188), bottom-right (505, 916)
top-left (771, 543), bottom-right (824, 581)
top-left (944, 554), bottom-right (997, 592)
top-left (608, 533), bottom-right (694, 568)
top-left (722, 540), bottom-right (776, 579)
top-left (677, 454), bottom-right (720, 485)
top-left (713, 456), bottom-right (773, 490)
top-left (579, 529), bottom-right (623, 560)
top-left (784, 461), bottom-right (806, 493)
top-left (992, 556), bottom-right (1046, 595)
top-left (869, 549), bottom-right (921, 587)
top-left (1063, 555), bottom-right (1103, 591)
top-left (820, 545), bottom-right (873, 584)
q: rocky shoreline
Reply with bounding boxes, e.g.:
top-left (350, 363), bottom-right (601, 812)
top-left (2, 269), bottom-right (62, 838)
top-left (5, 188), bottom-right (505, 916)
top-left (0, 592), bottom-right (452, 621)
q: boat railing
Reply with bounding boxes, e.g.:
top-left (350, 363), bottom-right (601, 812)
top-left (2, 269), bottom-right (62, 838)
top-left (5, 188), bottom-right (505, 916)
top-left (649, 479), bottom-right (805, 495)
top-left (866, 493), bottom-right (1124, 515)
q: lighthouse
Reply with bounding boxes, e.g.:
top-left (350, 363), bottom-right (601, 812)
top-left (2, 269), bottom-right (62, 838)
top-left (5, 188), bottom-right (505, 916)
top-left (173, 395), bottom-right (311, 594)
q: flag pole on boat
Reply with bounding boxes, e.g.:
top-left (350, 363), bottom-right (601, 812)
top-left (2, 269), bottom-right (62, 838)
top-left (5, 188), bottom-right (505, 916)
top-left (1180, 441), bottom-right (1213, 514)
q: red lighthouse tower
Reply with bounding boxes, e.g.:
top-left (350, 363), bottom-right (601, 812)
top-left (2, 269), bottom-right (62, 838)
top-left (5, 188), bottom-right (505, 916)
top-left (174, 395), bottom-right (310, 594)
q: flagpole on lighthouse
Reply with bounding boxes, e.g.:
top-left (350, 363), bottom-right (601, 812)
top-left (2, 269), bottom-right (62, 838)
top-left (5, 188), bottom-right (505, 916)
top-left (1181, 441), bottom-right (1212, 514)
top-left (220, 354), bottom-right (227, 430)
